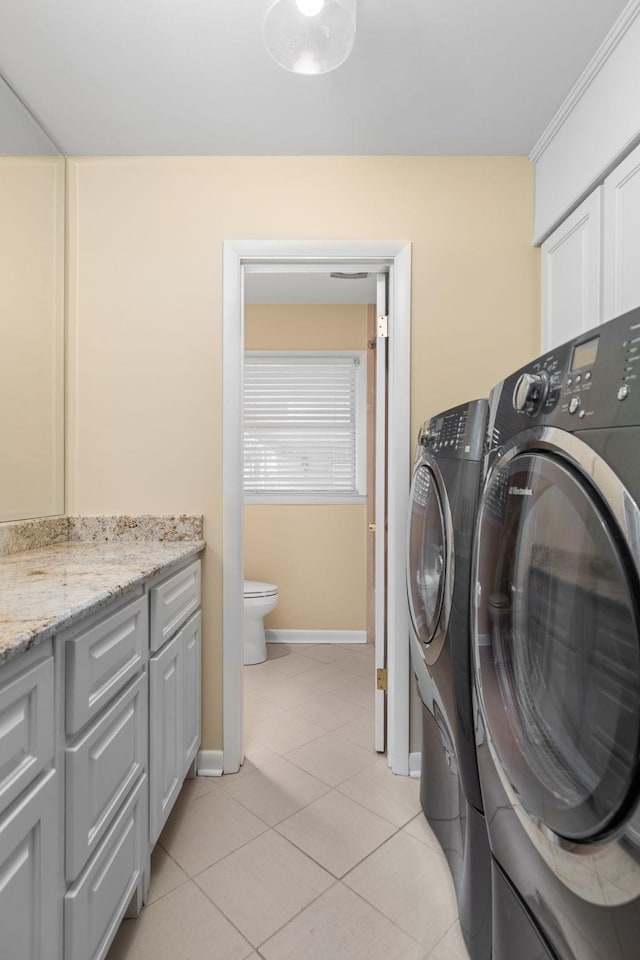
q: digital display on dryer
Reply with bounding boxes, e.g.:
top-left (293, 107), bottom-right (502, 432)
top-left (571, 336), bottom-right (599, 371)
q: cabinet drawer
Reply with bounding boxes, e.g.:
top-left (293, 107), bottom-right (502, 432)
top-left (0, 654), bottom-right (54, 818)
top-left (66, 595), bottom-right (148, 736)
top-left (0, 770), bottom-right (59, 960)
top-left (150, 560), bottom-right (201, 652)
top-left (66, 672), bottom-right (147, 881)
top-left (65, 775), bottom-right (146, 960)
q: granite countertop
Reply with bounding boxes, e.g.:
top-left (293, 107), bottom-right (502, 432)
top-left (0, 539), bottom-right (205, 666)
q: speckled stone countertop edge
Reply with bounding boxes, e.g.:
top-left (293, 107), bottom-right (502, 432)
top-left (0, 540), bottom-right (205, 668)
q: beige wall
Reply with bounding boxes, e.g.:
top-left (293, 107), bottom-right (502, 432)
top-left (244, 505), bottom-right (367, 630)
top-left (66, 156), bottom-right (540, 751)
top-left (244, 304), bottom-right (368, 632)
top-left (0, 157), bottom-right (64, 521)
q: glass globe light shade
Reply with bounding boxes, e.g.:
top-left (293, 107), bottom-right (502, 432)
top-left (264, 0), bottom-right (356, 76)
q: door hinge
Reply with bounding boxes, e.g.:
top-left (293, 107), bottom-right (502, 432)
top-left (377, 315), bottom-right (389, 338)
top-left (369, 522), bottom-right (376, 532)
top-left (377, 668), bottom-right (388, 691)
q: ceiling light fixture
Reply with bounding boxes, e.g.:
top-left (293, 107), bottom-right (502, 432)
top-left (263, 0), bottom-right (356, 76)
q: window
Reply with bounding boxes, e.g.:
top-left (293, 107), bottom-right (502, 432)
top-left (244, 351), bottom-right (367, 502)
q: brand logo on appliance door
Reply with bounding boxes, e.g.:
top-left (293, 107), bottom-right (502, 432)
top-left (508, 486), bottom-right (533, 496)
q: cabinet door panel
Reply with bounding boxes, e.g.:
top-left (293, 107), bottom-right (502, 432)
top-left (604, 142), bottom-right (640, 320)
top-left (0, 654), bottom-right (53, 817)
top-left (542, 189), bottom-right (602, 351)
top-left (66, 595), bottom-right (147, 736)
top-left (182, 612), bottom-right (202, 775)
top-left (149, 633), bottom-right (183, 843)
top-left (0, 771), bottom-right (59, 960)
top-left (65, 776), bottom-right (145, 960)
top-left (66, 672), bottom-right (147, 880)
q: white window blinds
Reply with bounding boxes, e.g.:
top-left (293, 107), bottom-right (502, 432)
top-left (244, 354), bottom-right (364, 497)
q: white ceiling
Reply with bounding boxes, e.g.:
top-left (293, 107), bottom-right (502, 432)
top-left (245, 271), bottom-right (378, 304)
top-left (0, 0), bottom-right (628, 156)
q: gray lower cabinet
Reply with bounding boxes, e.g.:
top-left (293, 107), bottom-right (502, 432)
top-left (149, 609), bottom-right (202, 843)
top-left (0, 770), bottom-right (59, 960)
top-left (0, 649), bottom-right (54, 817)
top-left (65, 775), bottom-right (147, 960)
top-left (149, 632), bottom-right (183, 844)
top-left (182, 611), bottom-right (202, 775)
top-left (65, 671), bottom-right (147, 881)
top-left (0, 552), bottom-right (203, 960)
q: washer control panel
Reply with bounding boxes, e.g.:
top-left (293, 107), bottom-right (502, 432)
top-left (416, 399), bottom-right (488, 463)
top-left (494, 306), bottom-right (640, 440)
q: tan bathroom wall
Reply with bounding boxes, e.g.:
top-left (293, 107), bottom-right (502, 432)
top-left (0, 156), bottom-right (64, 521)
top-left (65, 156), bottom-right (540, 751)
top-left (244, 303), bottom-right (368, 631)
top-left (244, 504), bottom-right (366, 631)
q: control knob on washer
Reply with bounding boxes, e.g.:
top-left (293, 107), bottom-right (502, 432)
top-left (513, 372), bottom-right (548, 415)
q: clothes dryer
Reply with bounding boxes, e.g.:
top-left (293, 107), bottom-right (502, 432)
top-left (473, 307), bottom-right (640, 960)
top-left (407, 399), bottom-right (491, 960)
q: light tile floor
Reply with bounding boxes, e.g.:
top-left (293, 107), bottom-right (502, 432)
top-left (107, 641), bottom-right (470, 960)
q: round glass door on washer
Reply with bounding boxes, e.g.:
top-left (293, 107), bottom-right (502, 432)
top-left (473, 306), bottom-right (640, 960)
top-left (407, 399), bottom-right (491, 960)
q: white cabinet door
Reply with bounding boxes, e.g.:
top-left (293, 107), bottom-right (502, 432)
top-left (542, 189), bottom-right (602, 351)
top-left (182, 612), bottom-right (201, 775)
top-left (149, 634), bottom-right (183, 844)
top-left (0, 771), bottom-right (59, 960)
top-left (604, 142), bottom-right (640, 321)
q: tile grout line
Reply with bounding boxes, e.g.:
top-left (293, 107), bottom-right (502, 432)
top-left (191, 838), bottom-right (342, 953)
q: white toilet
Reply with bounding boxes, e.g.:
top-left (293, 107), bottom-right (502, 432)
top-left (243, 580), bottom-right (279, 665)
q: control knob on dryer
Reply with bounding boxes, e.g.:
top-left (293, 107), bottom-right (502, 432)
top-left (512, 372), bottom-right (548, 415)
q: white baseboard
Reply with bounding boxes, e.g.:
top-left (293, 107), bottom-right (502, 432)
top-left (197, 749), bottom-right (224, 777)
top-left (409, 752), bottom-right (422, 779)
top-left (266, 629), bottom-right (367, 645)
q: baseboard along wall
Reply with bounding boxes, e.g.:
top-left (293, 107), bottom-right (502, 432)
top-left (265, 629), bottom-right (367, 645)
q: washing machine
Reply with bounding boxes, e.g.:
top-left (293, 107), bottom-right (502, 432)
top-left (472, 306), bottom-right (640, 960)
top-left (407, 399), bottom-right (491, 960)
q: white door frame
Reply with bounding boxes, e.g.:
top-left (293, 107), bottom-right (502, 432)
top-left (222, 240), bottom-right (412, 775)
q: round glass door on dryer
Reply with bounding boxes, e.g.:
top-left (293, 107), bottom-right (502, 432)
top-left (407, 448), bottom-right (453, 683)
top-left (473, 306), bottom-right (640, 960)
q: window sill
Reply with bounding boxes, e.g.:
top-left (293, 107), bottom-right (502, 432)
top-left (244, 494), bottom-right (367, 505)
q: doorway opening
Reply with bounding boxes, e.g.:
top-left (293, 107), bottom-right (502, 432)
top-left (221, 241), bottom-right (411, 776)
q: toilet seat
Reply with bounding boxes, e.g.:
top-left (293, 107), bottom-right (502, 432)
top-left (244, 579), bottom-right (278, 599)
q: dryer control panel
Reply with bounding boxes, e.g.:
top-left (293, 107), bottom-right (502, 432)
top-left (489, 306), bottom-right (640, 448)
top-left (417, 398), bottom-right (488, 463)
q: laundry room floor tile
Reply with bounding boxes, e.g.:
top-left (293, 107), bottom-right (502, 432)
top-left (105, 881), bottom-right (253, 960)
top-left (145, 845), bottom-right (189, 906)
top-left (343, 832), bottom-right (458, 953)
top-left (259, 882), bottom-right (424, 960)
top-left (275, 790), bottom-right (395, 877)
top-left (338, 758), bottom-right (422, 827)
top-left (194, 830), bottom-right (334, 947)
top-left (425, 921), bottom-right (470, 959)
top-left (107, 642), bottom-right (465, 960)
top-left (403, 812), bottom-right (445, 852)
top-left (222, 755), bottom-right (330, 826)
top-left (159, 787), bottom-right (268, 876)
top-left (285, 731), bottom-right (378, 786)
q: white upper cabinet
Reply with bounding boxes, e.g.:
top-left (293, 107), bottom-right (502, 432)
top-left (603, 140), bottom-right (640, 320)
top-left (542, 190), bottom-right (602, 351)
